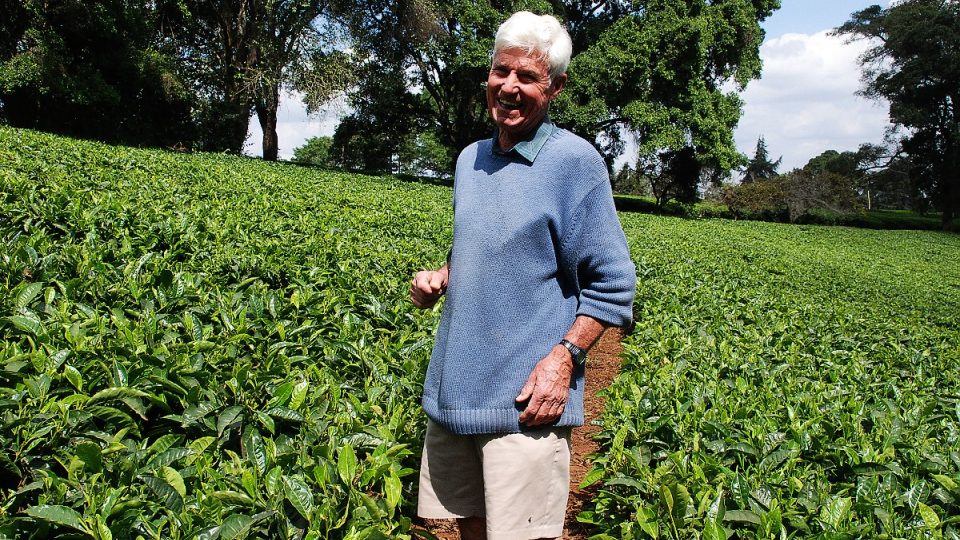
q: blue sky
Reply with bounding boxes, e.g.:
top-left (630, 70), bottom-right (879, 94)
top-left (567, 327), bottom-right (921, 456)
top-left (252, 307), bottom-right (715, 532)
top-left (763, 0), bottom-right (879, 37)
top-left (248, 1), bottom-right (893, 172)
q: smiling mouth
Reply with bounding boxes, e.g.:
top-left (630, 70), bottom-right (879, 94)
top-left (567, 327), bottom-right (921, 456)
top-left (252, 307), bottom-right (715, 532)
top-left (497, 99), bottom-right (522, 111)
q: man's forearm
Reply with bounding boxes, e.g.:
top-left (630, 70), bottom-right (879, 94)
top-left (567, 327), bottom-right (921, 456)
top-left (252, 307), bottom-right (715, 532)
top-left (562, 315), bottom-right (608, 351)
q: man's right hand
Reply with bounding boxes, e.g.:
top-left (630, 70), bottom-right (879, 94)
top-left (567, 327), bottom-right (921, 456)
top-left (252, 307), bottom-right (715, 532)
top-left (409, 266), bottom-right (449, 309)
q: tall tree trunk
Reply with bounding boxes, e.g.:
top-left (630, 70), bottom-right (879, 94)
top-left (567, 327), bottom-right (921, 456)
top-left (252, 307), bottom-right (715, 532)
top-left (256, 84), bottom-right (279, 161)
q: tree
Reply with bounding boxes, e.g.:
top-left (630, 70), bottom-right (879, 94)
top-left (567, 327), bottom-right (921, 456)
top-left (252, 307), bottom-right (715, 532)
top-left (554, 0), bottom-right (781, 203)
top-left (335, 1), bottom-right (778, 181)
top-left (854, 144), bottom-right (915, 210)
top-left (779, 169), bottom-right (861, 222)
top-left (0, 0), bottom-right (194, 148)
top-left (742, 136), bottom-right (781, 183)
top-left (803, 149), bottom-right (858, 178)
top-left (837, 0), bottom-right (960, 230)
top-left (161, 0), bottom-right (341, 158)
top-left (329, 61), bottom-right (424, 172)
top-left (333, 0), bottom-right (509, 172)
top-left (293, 135), bottom-right (333, 166)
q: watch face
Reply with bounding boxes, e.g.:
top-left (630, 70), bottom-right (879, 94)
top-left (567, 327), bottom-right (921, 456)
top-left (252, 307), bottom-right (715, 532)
top-left (562, 340), bottom-right (586, 365)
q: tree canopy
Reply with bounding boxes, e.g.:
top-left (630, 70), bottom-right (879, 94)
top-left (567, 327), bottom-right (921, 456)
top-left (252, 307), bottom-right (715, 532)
top-left (742, 135), bottom-right (781, 183)
top-left (0, 0), bottom-right (193, 147)
top-left (2, 0), bottom-right (781, 177)
top-left (837, 0), bottom-right (960, 229)
top-left (333, 0), bottom-right (779, 182)
top-left (159, 0), bottom-right (340, 158)
top-left (554, 0), bottom-right (780, 201)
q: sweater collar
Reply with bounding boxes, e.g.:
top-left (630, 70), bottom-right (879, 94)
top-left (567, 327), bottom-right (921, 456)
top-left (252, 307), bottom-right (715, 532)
top-left (492, 118), bottom-right (557, 163)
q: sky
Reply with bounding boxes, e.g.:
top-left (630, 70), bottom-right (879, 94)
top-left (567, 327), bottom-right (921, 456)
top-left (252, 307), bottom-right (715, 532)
top-left (246, 0), bottom-right (893, 172)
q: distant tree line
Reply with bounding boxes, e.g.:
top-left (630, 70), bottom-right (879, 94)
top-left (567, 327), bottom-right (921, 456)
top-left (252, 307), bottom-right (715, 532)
top-left (2, 0), bottom-right (956, 229)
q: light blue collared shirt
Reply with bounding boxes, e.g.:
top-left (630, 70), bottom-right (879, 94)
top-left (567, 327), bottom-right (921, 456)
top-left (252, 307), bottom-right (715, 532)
top-left (492, 118), bottom-right (558, 163)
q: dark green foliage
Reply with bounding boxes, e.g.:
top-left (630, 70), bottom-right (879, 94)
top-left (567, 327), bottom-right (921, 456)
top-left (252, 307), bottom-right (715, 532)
top-left (330, 64), bottom-right (424, 173)
top-left (332, 0), bottom-right (509, 173)
top-left (0, 0), bottom-right (194, 148)
top-left (555, 0), bottom-right (781, 199)
top-left (724, 168), bottom-right (862, 223)
top-left (803, 149), bottom-right (858, 179)
top-left (158, 0), bottom-right (334, 158)
top-left (837, 0), bottom-right (960, 230)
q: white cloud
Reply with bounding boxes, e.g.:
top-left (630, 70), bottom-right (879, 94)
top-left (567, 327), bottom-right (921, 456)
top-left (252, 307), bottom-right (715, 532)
top-left (245, 91), bottom-right (349, 160)
top-left (734, 30), bottom-right (891, 171)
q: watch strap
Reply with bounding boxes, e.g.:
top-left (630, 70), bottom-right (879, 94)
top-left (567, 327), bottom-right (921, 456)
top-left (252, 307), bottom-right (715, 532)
top-left (559, 339), bottom-right (587, 367)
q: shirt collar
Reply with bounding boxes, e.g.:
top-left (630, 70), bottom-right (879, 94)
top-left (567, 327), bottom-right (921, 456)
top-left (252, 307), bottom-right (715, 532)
top-left (492, 118), bottom-right (557, 163)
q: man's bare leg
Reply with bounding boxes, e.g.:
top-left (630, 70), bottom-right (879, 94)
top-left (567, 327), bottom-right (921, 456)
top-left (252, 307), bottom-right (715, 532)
top-left (457, 517), bottom-right (486, 540)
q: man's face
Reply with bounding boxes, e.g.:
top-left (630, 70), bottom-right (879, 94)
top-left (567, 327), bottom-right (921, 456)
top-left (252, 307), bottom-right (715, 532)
top-left (486, 48), bottom-right (567, 148)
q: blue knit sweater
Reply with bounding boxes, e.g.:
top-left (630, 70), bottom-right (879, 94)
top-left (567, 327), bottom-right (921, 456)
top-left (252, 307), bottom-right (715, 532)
top-left (422, 122), bottom-right (637, 435)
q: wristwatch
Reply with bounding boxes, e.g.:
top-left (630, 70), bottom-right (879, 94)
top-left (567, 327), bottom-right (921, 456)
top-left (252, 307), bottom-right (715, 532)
top-left (559, 339), bottom-right (587, 367)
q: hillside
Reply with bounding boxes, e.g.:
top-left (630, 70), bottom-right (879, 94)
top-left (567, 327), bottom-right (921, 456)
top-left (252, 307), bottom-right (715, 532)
top-left (2, 127), bottom-right (960, 539)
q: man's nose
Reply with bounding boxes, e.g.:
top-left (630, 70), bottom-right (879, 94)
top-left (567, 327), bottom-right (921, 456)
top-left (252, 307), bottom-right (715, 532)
top-left (502, 72), bottom-right (520, 92)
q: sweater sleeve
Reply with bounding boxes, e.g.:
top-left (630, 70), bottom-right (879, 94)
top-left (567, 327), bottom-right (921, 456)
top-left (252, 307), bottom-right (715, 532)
top-left (561, 180), bottom-right (637, 327)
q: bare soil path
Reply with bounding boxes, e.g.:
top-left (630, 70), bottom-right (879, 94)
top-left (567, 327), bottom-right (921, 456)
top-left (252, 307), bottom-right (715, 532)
top-left (412, 328), bottom-right (625, 539)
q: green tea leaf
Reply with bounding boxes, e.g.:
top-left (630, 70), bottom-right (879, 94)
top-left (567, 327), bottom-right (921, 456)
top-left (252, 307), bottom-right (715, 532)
top-left (337, 443), bottom-right (357, 485)
top-left (8, 315), bottom-right (44, 336)
top-left (16, 282), bottom-right (44, 312)
top-left (218, 405), bottom-right (244, 437)
top-left (161, 466), bottom-right (186, 498)
top-left (182, 401), bottom-right (217, 427)
top-left (724, 510), bottom-right (761, 525)
top-left (265, 466), bottom-right (283, 497)
top-left (63, 364), bottom-right (83, 391)
top-left (142, 448), bottom-right (194, 473)
top-left (88, 387), bottom-right (149, 405)
top-left (95, 515), bottom-right (112, 540)
top-left (906, 480), bottom-right (930, 511)
top-left (703, 519), bottom-right (726, 540)
top-left (579, 466), bottom-right (605, 489)
top-left (820, 496), bottom-right (851, 528)
top-left (75, 441), bottom-right (103, 473)
top-left (266, 406), bottom-right (304, 422)
top-left (384, 473), bottom-right (402, 511)
top-left (284, 475), bottom-right (314, 519)
top-left (25, 505), bottom-right (87, 533)
top-left (220, 514), bottom-right (254, 540)
top-left (142, 475), bottom-right (184, 512)
top-left (290, 380), bottom-right (309, 411)
top-left (242, 426), bottom-right (267, 475)
top-left (212, 490), bottom-right (255, 507)
top-left (918, 502), bottom-right (941, 531)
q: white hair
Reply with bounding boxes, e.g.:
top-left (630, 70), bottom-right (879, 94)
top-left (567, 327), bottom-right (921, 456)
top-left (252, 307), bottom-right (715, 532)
top-left (493, 11), bottom-right (573, 81)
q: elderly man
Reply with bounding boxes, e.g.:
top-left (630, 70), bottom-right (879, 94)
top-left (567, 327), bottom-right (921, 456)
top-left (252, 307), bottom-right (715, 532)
top-left (409, 11), bottom-right (636, 540)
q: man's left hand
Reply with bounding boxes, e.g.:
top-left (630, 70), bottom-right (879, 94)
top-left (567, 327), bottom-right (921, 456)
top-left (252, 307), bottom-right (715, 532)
top-left (516, 346), bottom-right (574, 427)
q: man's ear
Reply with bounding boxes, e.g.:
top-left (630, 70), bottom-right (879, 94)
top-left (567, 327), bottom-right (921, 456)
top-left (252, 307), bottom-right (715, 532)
top-left (549, 73), bottom-right (568, 99)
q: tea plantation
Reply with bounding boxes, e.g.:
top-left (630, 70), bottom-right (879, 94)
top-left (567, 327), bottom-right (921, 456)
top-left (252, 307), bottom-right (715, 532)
top-left (1, 127), bottom-right (959, 539)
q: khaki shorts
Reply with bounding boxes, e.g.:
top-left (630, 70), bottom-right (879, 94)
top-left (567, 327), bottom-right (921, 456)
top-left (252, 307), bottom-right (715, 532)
top-left (417, 419), bottom-right (571, 540)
